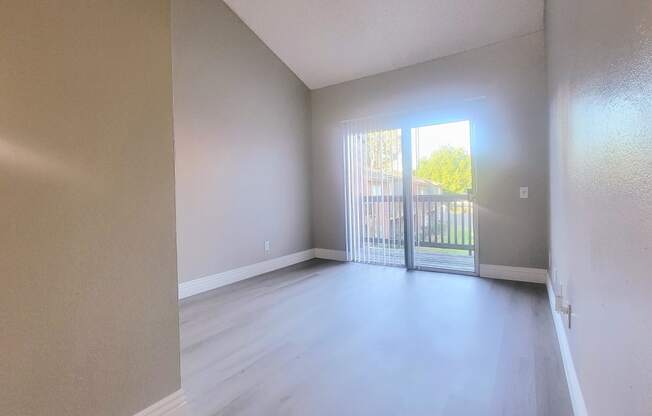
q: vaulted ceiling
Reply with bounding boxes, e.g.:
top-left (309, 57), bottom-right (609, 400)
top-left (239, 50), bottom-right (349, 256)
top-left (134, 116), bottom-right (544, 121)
top-left (223, 0), bottom-right (544, 89)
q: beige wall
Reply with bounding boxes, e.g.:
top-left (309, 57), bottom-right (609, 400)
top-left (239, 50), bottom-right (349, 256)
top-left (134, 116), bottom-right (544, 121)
top-left (311, 31), bottom-right (549, 269)
top-left (0, 1), bottom-right (180, 415)
top-left (172, 0), bottom-right (312, 283)
top-left (546, 0), bottom-right (652, 414)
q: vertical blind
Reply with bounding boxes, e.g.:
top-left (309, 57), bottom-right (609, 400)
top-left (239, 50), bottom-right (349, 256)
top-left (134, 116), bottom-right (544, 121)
top-left (343, 118), bottom-right (406, 266)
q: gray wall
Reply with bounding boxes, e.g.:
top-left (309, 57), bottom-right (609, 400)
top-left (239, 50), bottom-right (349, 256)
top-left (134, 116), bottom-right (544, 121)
top-left (0, 1), bottom-right (180, 415)
top-left (547, 1), bottom-right (652, 414)
top-left (172, 0), bottom-right (312, 283)
top-left (311, 31), bottom-right (549, 269)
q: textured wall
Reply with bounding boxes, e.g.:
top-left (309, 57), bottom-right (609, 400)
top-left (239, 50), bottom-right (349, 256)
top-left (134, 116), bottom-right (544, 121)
top-left (546, 0), bottom-right (652, 414)
top-left (311, 31), bottom-right (549, 269)
top-left (172, 0), bottom-right (312, 283)
top-left (0, 1), bottom-right (180, 415)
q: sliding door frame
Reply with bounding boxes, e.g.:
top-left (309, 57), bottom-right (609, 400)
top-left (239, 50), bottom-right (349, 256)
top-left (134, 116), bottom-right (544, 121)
top-left (343, 100), bottom-right (484, 276)
top-left (401, 111), bottom-right (480, 276)
top-left (401, 125), bottom-right (415, 270)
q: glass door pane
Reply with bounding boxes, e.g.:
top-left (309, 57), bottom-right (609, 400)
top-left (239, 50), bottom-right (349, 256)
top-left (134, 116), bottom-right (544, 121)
top-left (411, 121), bottom-right (476, 273)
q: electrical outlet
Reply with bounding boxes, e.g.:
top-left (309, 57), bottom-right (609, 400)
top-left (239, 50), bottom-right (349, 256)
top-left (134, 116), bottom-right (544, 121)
top-left (519, 187), bottom-right (529, 199)
top-left (264, 240), bottom-right (270, 253)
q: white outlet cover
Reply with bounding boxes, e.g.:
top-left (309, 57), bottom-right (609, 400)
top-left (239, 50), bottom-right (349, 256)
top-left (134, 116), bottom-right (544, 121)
top-left (519, 187), bottom-right (529, 198)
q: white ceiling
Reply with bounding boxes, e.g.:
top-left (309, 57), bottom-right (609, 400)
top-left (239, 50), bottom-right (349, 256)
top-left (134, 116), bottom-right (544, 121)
top-left (223, 0), bottom-right (544, 89)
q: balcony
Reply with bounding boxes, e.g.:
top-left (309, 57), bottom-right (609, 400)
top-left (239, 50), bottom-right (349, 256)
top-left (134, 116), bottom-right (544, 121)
top-left (354, 193), bottom-right (475, 273)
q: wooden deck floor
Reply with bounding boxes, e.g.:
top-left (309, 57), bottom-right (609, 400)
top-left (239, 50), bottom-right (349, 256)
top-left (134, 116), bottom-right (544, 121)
top-left (180, 260), bottom-right (572, 416)
top-left (366, 247), bottom-right (475, 272)
top-left (415, 249), bottom-right (475, 272)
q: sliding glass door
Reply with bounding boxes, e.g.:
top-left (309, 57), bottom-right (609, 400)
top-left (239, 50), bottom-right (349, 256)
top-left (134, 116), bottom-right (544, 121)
top-left (344, 115), bottom-right (478, 275)
top-left (410, 121), bottom-right (477, 274)
top-left (344, 120), bottom-right (406, 266)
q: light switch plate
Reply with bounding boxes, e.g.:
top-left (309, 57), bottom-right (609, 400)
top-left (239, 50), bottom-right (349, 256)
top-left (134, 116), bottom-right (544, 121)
top-left (520, 187), bottom-right (529, 198)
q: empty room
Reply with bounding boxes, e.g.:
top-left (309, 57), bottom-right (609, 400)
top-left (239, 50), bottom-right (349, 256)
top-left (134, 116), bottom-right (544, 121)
top-left (2, 1), bottom-right (651, 415)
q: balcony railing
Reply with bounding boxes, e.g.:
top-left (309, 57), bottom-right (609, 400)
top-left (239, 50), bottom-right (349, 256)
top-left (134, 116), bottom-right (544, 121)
top-left (360, 193), bottom-right (475, 252)
top-left (413, 194), bottom-right (474, 251)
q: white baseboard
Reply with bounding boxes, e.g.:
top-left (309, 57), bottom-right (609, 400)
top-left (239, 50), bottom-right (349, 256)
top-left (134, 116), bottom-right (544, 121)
top-left (178, 248), bottom-right (350, 299)
top-left (546, 278), bottom-right (588, 416)
top-left (314, 248), bottom-right (347, 261)
top-left (179, 255), bottom-right (550, 299)
top-left (178, 249), bottom-right (316, 299)
top-left (479, 264), bottom-right (548, 284)
top-left (134, 389), bottom-right (188, 416)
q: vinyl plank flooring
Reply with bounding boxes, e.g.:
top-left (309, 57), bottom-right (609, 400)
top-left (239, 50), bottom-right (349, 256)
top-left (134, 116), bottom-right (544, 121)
top-left (180, 259), bottom-right (572, 416)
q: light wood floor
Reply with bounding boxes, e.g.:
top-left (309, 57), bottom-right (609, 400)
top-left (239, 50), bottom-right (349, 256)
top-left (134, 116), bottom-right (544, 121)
top-left (180, 260), bottom-right (572, 416)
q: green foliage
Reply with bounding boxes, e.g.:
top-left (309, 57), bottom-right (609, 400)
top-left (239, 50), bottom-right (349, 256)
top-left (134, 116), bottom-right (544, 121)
top-left (415, 146), bottom-right (472, 194)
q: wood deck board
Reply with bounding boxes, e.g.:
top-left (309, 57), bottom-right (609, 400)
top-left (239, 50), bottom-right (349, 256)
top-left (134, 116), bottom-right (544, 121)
top-left (364, 247), bottom-right (476, 272)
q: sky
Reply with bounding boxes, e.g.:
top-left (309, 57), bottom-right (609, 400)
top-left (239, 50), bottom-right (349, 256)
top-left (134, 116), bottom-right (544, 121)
top-left (412, 120), bottom-right (471, 167)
